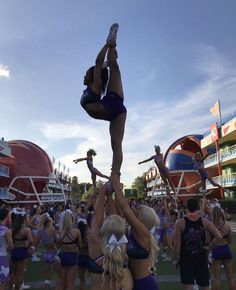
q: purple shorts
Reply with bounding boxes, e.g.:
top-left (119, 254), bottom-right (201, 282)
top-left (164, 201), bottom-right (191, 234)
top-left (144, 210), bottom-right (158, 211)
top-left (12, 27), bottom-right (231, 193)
top-left (43, 250), bottom-right (58, 264)
top-left (0, 256), bottom-right (9, 282)
top-left (165, 227), bottom-right (174, 237)
top-left (60, 252), bottom-right (78, 267)
top-left (212, 244), bottom-right (232, 260)
top-left (11, 247), bottom-right (29, 261)
top-left (101, 91), bottom-right (127, 121)
top-left (78, 253), bottom-right (90, 269)
top-left (133, 274), bottom-right (158, 290)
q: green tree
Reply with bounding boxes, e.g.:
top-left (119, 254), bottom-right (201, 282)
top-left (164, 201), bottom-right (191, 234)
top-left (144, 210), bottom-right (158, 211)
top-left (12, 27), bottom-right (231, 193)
top-left (70, 176), bottom-right (92, 203)
top-left (131, 173), bottom-right (147, 198)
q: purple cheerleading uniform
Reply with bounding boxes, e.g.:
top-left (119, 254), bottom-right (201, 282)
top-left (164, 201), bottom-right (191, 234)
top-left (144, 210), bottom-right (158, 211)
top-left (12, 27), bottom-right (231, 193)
top-left (127, 234), bottom-right (159, 290)
top-left (11, 230), bottom-right (29, 261)
top-left (60, 232), bottom-right (79, 267)
top-left (154, 154), bottom-right (169, 175)
top-left (212, 225), bottom-right (232, 260)
top-left (156, 212), bottom-right (165, 243)
top-left (0, 225), bottom-right (9, 283)
top-left (80, 87), bottom-right (126, 121)
top-left (86, 159), bottom-right (97, 174)
top-left (78, 252), bottom-right (91, 269)
top-left (212, 244), bottom-right (232, 260)
top-left (194, 161), bottom-right (208, 179)
top-left (39, 229), bottom-right (58, 264)
top-left (101, 91), bottom-right (127, 121)
top-left (31, 215), bottom-right (41, 235)
top-left (133, 274), bottom-right (159, 290)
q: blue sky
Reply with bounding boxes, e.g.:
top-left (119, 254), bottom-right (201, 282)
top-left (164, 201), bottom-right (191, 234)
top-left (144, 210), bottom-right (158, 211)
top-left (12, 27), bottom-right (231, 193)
top-left (1, 0), bottom-right (236, 187)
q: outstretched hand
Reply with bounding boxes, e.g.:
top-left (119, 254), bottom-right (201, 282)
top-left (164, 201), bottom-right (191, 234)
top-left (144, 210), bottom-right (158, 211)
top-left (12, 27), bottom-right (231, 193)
top-left (111, 172), bottom-right (121, 189)
top-left (73, 160), bottom-right (78, 164)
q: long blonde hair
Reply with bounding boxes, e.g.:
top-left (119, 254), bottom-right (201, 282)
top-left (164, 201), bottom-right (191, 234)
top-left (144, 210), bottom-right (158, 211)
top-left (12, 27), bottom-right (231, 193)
top-left (138, 205), bottom-right (159, 270)
top-left (62, 211), bottom-right (73, 232)
top-left (100, 214), bottom-right (128, 290)
top-left (40, 213), bottom-right (51, 229)
top-left (212, 206), bottom-right (225, 226)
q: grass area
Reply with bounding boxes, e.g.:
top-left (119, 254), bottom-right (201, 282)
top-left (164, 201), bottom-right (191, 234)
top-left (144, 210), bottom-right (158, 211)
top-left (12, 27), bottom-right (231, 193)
top-left (23, 234), bottom-right (236, 289)
top-left (231, 213), bottom-right (236, 222)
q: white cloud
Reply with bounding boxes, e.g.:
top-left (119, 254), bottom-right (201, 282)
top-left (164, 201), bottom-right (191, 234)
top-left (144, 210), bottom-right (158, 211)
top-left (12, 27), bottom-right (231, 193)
top-left (0, 64), bottom-right (10, 78)
top-left (36, 45), bottom-right (236, 187)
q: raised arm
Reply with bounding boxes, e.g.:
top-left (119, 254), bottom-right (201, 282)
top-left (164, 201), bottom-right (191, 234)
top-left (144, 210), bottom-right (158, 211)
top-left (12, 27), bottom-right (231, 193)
top-left (91, 184), bottom-right (107, 236)
top-left (111, 173), bottom-right (149, 243)
top-left (73, 157), bottom-right (88, 164)
top-left (203, 219), bottom-right (222, 250)
top-left (138, 155), bottom-right (155, 165)
top-left (106, 193), bottom-right (117, 216)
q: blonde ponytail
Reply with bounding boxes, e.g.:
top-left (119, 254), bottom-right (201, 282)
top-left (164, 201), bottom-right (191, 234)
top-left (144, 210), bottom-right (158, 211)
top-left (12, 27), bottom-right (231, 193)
top-left (101, 240), bottom-right (127, 289)
top-left (100, 214), bottom-right (128, 290)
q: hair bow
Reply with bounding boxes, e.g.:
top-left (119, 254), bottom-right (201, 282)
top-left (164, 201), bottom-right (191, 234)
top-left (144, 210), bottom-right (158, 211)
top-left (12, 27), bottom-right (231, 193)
top-left (66, 209), bottom-right (73, 214)
top-left (150, 226), bottom-right (156, 234)
top-left (78, 218), bottom-right (87, 225)
top-left (213, 203), bottom-right (221, 209)
top-left (106, 234), bottom-right (128, 252)
top-left (45, 212), bottom-right (52, 220)
top-left (12, 208), bottom-right (26, 216)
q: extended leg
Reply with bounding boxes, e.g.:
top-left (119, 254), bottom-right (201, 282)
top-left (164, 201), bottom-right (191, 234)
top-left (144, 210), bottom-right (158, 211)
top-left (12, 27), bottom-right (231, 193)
top-left (107, 46), bottom-right (126, 175)
top-left (207, 176), bottom-right (224, 190)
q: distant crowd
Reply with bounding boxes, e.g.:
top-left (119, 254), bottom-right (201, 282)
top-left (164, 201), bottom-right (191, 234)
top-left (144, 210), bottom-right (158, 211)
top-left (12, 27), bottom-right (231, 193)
top-left (0, 185), bottom-right (235, 290)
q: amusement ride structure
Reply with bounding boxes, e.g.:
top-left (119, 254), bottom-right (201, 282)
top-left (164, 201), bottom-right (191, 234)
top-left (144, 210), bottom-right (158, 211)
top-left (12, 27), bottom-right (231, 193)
top-left (0, 139), bottom-right (70, 205)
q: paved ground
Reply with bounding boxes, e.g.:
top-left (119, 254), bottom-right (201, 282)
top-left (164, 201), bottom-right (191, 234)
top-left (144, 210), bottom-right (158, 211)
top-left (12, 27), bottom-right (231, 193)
top-left (229, 221), bottom-right (236, 233)
top-left (22, 273), bottom-right (236, 289)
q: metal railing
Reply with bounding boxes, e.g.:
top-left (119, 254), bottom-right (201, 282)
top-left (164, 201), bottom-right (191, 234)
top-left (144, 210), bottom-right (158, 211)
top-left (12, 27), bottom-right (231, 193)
top-left (204, 154), bottom-right (218, 167)
top-left (204, 143), bottom-right (236, 168)
top-left (5, 175), bottom-right (67, 204)
top-left (206, 172), bottom-right (236, 188)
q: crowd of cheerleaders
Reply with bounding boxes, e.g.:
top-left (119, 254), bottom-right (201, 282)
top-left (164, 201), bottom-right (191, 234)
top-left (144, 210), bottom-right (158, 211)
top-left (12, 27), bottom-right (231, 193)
top-left (0, 23), bottom-right (234, 290)
top-left (0, 189), bottom-right (235, 290)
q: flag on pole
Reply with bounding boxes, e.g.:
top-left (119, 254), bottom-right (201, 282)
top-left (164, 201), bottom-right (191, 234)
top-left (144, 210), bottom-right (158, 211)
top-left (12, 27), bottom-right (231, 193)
top-left (210, 100), bottom-right (220, 116)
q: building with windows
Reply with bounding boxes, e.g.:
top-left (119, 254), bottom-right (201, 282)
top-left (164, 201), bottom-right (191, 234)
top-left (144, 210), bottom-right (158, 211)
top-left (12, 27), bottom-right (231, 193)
top-left (201, 114), bottom-right (236, 199)
top-left (145, 113), bottom-right (236, 200)
top-left (0, 138), bottom-right (14, 200)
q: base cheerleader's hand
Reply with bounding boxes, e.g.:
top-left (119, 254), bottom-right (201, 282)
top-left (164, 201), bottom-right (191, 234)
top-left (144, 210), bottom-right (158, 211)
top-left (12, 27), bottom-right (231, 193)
top-left (111, 172), bottom-right (121, 189)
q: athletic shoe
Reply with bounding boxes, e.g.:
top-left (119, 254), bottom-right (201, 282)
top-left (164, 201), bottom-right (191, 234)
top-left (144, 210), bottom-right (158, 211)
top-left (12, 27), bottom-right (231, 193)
top-left (106, 23), bottom-right (119, 43)
top-left (31, 256), bottom-right (40, 262)
top-left (162, 256), bottom-right (172, 262)
top-left (199, 187), bottom-right (208, 193)
top-left (224, 189), bottom-right (232, 195)
top-left (161, 252), bottom-right (167, 259)
top-left (20, 282), bottom-right (30, 290)
top-left (106, 181), bottom-right (114, 194)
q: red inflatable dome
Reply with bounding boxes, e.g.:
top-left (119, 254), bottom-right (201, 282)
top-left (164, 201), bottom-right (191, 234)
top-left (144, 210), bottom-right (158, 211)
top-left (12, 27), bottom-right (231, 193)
top-left (0, 140), bottom-right (53, 201)
top-left (164, 135), bottom-right (219, 199)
